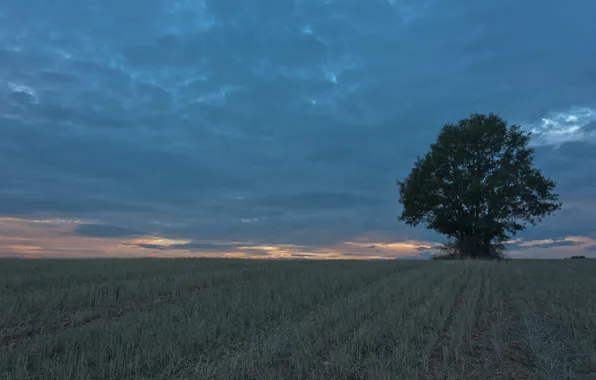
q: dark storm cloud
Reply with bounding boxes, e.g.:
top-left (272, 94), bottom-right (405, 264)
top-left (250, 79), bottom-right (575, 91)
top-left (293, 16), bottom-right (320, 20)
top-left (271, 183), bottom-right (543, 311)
top-left (1, 0), bottom-right (596, 254)
top-left (415, 245), bottom-right (443, 252)
top-left (168, 242), bottom-right (244, 251)
top-left (136, 244), bottom-right (167, 251)
top-left (74, 224), bottom-right (147, 238)
top-left (338, 252), bottom-right (374, 257)
top-left (131, 241), bottom-right (245, 251)
top-left (520, 240), bottom-right (583, 250)
top-left (533, 241), bottom-right (583, 249)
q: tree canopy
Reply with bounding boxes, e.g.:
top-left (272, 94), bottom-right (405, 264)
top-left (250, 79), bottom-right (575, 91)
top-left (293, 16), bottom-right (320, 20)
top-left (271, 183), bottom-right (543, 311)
top-left (397, 113), bottom-right (562, 259)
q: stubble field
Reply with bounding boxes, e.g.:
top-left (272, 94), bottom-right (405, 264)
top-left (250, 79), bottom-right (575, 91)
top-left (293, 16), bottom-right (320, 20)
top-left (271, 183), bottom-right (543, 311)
top-left (0, 258), bottom-right (595, 380)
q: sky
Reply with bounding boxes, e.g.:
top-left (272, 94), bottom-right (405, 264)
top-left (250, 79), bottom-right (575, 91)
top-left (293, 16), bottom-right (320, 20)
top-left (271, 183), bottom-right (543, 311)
top-left (1, 0), bottom-right (596, 260)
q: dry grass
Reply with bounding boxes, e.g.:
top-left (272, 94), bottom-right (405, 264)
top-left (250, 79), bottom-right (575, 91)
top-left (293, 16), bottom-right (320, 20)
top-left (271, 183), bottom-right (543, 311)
top-left (1, 258), bottom-right (595, 379)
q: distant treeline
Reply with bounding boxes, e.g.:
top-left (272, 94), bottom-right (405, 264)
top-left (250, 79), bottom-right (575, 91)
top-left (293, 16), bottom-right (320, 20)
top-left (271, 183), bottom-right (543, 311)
top-left (433, 254), bottom-right (590, 260)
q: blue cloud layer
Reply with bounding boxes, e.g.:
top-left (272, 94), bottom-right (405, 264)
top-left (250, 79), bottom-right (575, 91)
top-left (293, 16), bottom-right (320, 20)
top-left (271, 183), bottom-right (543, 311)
top-left (1, 0), bottom-right (596, 252)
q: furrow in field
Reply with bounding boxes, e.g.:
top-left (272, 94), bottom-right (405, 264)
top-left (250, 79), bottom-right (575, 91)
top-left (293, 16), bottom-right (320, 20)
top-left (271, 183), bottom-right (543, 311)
top-left (441, 262), bottom-right (518, 380)
top-left (0, 264), bottom-right (412, 380)
top-left (0, 267), bottom-right (294, 346)
top-left (422, 263), bottom-right (487, 379)
top-left (500, 269), bottom-right (546, 380)
top-left (416, 264), bottom-right (471, 378)
top-left (315, 263), bottom-right (464, 380)
top-left (512, 266), bottom-right (596, 380)
top-left (199, 264), bottom-right (439, 380)
top-left (457, 263), bottom-right (509, 380)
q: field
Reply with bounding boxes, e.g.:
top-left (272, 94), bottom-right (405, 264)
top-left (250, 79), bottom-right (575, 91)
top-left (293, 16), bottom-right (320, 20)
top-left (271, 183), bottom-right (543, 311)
top-left (1, 258), bottom-right (595, 380)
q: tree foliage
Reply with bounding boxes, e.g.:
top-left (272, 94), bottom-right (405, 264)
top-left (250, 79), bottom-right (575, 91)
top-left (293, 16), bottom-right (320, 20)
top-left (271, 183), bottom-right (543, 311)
top-left (397, 113), bottom-right (562, 259)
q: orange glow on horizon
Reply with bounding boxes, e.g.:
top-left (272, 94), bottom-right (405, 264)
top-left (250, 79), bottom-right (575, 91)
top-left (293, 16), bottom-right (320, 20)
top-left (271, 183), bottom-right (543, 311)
top-left (0, 216), bottom-right (594, 259)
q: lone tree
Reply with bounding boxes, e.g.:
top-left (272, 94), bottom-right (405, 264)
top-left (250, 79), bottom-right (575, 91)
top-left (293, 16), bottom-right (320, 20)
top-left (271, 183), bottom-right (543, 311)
top-left (397, 113), bottom-right (562, 259)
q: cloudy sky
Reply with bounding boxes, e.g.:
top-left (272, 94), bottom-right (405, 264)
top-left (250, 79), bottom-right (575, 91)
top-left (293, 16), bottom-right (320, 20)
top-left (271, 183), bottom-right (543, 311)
top-left (1, 0), bottom-right (595, 259)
